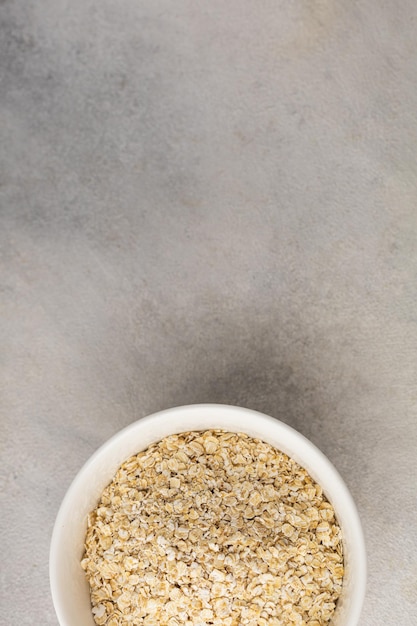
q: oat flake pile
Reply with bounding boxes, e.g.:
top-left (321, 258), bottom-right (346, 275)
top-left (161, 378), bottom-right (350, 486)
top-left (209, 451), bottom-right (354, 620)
top-left (82, 430), bottom-right (343, 626)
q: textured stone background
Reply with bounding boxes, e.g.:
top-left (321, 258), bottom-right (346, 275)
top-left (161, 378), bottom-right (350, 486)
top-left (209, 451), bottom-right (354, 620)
top-left (1, 1), bottom-right (417, 624)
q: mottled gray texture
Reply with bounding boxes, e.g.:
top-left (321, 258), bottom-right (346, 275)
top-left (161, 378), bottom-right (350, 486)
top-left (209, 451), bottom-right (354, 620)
top-left (1, 1), bottom-right (417, 624)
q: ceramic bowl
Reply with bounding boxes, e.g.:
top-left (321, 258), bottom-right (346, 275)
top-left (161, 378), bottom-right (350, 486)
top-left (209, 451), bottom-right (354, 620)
top-left (50, 404), bottom-right (366, 625)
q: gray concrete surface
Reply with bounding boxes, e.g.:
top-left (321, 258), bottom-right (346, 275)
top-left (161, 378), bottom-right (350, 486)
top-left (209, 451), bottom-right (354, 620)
top-left (1, 1), bottom-right (417, 624)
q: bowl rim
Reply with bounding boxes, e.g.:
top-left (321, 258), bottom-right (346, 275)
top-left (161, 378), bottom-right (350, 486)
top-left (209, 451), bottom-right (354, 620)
top-left (50, 403), bottom-right (367, 626)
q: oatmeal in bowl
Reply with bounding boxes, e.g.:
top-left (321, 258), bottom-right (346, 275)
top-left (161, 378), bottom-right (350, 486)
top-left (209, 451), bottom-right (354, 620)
top-left (50, 405), bottom-right (366, 626)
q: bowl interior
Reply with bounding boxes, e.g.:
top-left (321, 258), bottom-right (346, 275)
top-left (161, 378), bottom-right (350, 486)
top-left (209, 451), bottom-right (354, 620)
top-left (50, 404), bottom-right (366, 626)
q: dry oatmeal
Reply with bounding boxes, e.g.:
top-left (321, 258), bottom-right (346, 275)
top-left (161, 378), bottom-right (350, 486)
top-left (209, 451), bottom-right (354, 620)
top-left (81, 430), bottom-right (343, 626)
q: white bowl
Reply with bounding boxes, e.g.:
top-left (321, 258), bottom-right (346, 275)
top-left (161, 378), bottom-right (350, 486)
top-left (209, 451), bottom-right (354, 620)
top-left (50, 404), bottom-right (366, 626)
